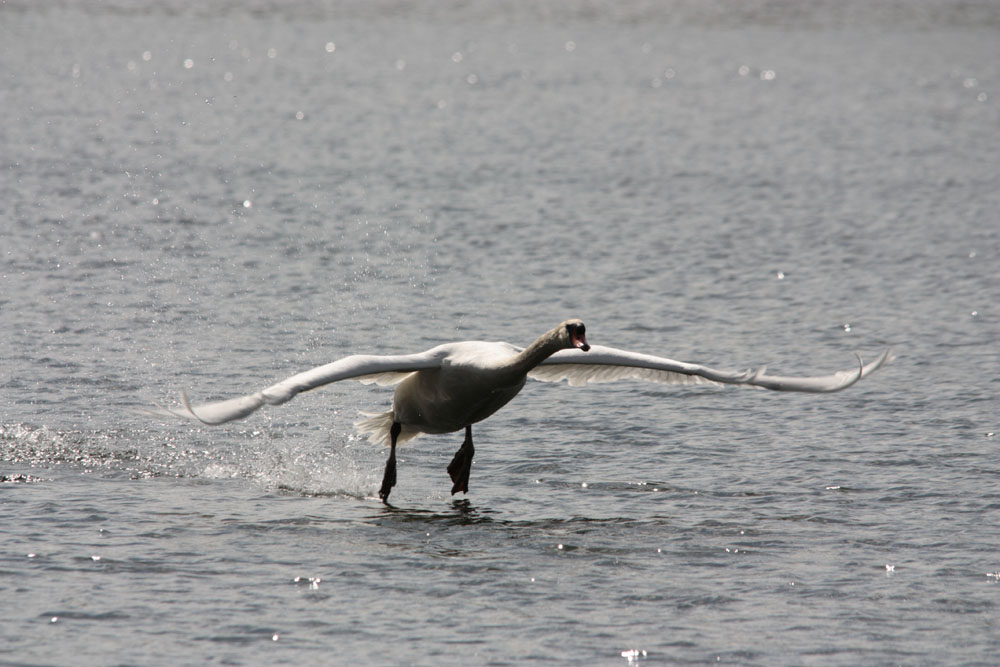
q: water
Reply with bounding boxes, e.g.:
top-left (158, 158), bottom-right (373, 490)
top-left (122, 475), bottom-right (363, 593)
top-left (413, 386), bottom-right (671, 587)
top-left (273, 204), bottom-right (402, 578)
top-left (2, 0), bottom-right (999, 663)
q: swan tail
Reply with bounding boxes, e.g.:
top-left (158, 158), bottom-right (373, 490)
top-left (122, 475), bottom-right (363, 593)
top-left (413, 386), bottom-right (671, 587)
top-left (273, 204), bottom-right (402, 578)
top-left (354, 411), bottom-right (422, 447)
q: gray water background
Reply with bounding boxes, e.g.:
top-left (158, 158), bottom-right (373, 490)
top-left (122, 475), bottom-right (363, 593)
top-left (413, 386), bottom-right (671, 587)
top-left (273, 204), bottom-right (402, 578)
top-left (2, 1), bottom-right (999, 664)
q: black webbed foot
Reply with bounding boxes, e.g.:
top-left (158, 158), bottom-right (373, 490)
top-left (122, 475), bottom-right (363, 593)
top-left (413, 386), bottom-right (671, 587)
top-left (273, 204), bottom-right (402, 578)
top-left (378, 446), bottom-right (396, 502)
top-left (447, 425), bottom-right (475, 495)
top-left (379, 422), bottom-right (402, 504)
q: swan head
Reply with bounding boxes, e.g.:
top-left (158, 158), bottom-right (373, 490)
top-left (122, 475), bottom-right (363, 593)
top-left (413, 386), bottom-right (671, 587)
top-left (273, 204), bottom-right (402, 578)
top-left (561, 319), bottom-right (590, 352)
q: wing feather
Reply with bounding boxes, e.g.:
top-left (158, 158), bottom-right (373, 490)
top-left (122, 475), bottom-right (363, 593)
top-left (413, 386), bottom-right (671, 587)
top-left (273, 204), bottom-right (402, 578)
top-left (159, 347), bottom-right (450, 425)
top-left (530, 345), bottom-right (893, 393)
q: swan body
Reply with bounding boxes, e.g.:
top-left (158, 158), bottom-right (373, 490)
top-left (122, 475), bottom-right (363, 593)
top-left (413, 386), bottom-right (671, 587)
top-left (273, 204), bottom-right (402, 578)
top-left (393, 342), bottom-right (526, 433)
top-left (153, 319), bottom-right (892, 502)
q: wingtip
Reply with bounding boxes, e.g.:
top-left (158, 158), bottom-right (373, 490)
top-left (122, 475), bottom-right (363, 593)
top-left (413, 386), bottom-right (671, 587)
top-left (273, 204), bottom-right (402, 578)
top-left (137, 392), bottom-right (208, 423)
top-left (842, 348), bottom-right (893, 390)
top-left (132, 404), bottom-right (179, 420)
top-left (177, 390), bottom-right (217, 425)
top-left (864, 348), bottom-right (894, 374)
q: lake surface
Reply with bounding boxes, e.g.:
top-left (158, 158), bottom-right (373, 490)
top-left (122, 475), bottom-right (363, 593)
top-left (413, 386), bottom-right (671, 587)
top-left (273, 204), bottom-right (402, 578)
top-left (2, 1), bottom-right (999, 664)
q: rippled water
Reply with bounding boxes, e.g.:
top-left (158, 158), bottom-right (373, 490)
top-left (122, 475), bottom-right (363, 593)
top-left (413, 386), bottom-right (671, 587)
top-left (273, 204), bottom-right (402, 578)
top-left (3, 1), bottom-right (999, 664)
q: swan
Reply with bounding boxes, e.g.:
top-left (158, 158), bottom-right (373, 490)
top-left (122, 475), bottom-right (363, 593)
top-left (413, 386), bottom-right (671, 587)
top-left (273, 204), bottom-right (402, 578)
top-left (152, 319), bottom-right (892, 503)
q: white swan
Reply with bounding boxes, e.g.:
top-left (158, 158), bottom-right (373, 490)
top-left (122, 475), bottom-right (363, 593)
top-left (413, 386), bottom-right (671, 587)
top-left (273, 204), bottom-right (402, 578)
top-left (154, 319), bottom-right (891, 502)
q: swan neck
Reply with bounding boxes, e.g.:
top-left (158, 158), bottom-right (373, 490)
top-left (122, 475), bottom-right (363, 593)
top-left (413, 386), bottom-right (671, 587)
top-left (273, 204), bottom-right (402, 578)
top-left (511, 329), bottom-right (564, 375)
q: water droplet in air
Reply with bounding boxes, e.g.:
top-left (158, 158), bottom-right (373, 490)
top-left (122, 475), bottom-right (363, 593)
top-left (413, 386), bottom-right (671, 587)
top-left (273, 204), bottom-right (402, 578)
top-left (325, 42), bottom-right (336, 53)
top-left (183, 59), bottom-right (194, 69)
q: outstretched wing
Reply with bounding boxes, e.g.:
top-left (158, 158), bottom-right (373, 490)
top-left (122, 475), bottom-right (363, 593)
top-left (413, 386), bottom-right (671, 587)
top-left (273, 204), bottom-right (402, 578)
top-left (152, 346), bottom-right (451, 425)
top-left (529, 345), bottom-right (892, 393)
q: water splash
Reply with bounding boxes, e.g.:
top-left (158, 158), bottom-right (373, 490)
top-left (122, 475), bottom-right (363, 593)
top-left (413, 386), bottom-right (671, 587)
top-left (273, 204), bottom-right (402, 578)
top-left (0, 422), bottom-right (374, 497)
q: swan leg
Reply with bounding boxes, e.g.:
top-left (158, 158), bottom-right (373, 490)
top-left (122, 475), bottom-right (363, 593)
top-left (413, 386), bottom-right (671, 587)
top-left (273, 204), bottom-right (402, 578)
top-left (447, 425), bottom-right (475, 495)
top-left (379, 422), bottom-right (402, 503)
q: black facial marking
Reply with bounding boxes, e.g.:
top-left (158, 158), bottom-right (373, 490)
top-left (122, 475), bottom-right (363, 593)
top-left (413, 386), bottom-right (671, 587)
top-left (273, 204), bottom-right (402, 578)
top-left (566, 321), bottom-right (590, 351)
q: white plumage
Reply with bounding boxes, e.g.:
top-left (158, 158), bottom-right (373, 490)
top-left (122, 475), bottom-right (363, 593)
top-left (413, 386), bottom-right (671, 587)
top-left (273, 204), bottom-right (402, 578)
top-left (151, 319), bottom-right (891, 502)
